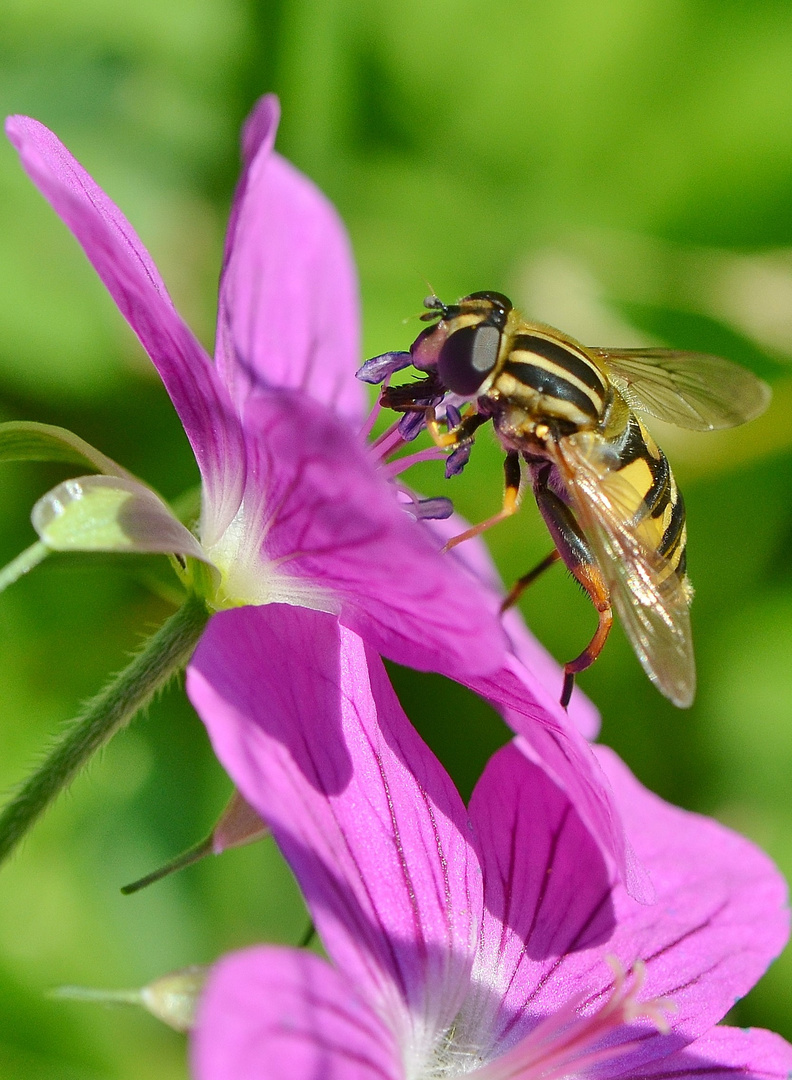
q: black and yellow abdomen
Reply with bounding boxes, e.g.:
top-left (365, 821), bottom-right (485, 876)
top-left (597, 413), bottom-right (690, 594)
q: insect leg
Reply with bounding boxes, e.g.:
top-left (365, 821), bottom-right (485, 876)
top-left (500, 548), bottom-right (562, 612)
top-left (442, 451), bottom-right (521, 552)
top-left (560, 594), bottom-right (613, 708)
top-left (531, 468), bottom-right (613, 707)
top-left (425, 406), bottom-right (489, 449)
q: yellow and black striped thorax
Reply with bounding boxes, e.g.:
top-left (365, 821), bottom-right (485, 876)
top-left (604, 412), bottom-right (689, 583)
top-left (491, 326), bottom-right (610, 431)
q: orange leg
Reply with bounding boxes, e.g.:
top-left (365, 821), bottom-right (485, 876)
top-left (560, 561), bottom-right (613, 708)
top-left (442, 452), bottom-right (521, 553)
top-left (424, 405), bottom-right (488, 449)
top-left (531, 465), bottom-right (613, 708)
top-left (425, 406), bottom-right (461, 448)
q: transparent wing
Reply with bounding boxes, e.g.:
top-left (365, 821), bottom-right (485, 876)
top-left (590, 347), bottom-right (771, 431)
top-left (553, 431), bottom-right (695, 707)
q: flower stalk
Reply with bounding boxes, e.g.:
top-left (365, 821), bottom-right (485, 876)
top-left (120, 834), bottom-right (214, 895)
top-left (0, 591), bottom-right (209, 868)
top-left (0, 539), bottom-right (49, 595)
top-left (50, 965), bottom-right (208, 1031)
top-left (121, 788), bottom-right (268, 894)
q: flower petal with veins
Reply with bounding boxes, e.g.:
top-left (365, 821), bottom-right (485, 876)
top-left (610, 1026), bottom-right (792, 1080)
top-left (219, 390), bottom-right (507, 678)
top-left (215, 94), bottom-right (365, 424)
top-left (193, 947), bottom-right (402, 1080)
top-left (426, 511), bottom-right (600, 739)
top-left (192, 628), bottom-right (791, 1080)
top-left (188, 605), bottom-right (481, 1054)
top-left (5, 115), bottom-right (245, 545)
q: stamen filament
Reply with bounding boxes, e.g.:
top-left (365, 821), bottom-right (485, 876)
top-left (472, 962), bottom-right (674, 1080)
top-left (359, 392), bottom-right (386, 441)
top-left (370, 421), bottom-right (407, 457)
top-left (383, 446), bottom-right (448, 478)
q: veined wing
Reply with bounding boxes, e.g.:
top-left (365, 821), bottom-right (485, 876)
top-left (590, 347), bottom-right (771, 431)
top-left (553, 430), bottom-right (695, 707)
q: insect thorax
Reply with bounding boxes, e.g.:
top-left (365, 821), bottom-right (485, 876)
top-left (485, 325), bottom-right (610, 447)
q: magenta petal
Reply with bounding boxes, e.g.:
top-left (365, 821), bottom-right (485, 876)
top-left (462, 741), bottom-right (616, 1058)
top-left (240, 391), bottom-right (507, 678)
top-left (597, 746), bottom-right (788, 1037)
top-left (192, 946), bottom-right (402, 1080)
top-left (502, 606), bottom-right (600, 740)
top-left (517, 747), bottom-right (789, 1056)
top-left (221, 95), bottom-right (280, 272)
top-left (5, 116), bottom-right (245, 542)
top-left (465, 656), bottom-right (646, 901)
top-left (425, 512), bottom-right (601, 738)
top-left (605, 1025), bottom-right (792, 1080)
top-left (187, 605), bottom-right (482, 1043)
top-left (216, 96), bottom-right (365, 424)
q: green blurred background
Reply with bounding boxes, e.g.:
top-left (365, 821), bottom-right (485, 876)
top-left (1, 0), bottom-right (792, 1075)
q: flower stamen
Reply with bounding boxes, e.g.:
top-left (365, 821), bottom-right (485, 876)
top-left (370, 420), bottom-right (408, 457)
top-left (384, 446), bottom-right (449, 478)
top-left (471, 959), bottom-right (675, 1080)
top-left (359, 390), bottom-right (386, 441)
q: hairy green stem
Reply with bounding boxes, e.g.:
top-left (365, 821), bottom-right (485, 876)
top-left (0, 592), bottom-right (209, 868)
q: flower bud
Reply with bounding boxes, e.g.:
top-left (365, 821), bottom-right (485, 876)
top-left (140, 966), bottom-right (209, 1031)
top-left (211, 789), bottom-right (268, 853)
top-left (50, 965), bottom-right (208, 1032)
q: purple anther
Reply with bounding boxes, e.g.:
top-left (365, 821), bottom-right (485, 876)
top-left (445, 441), bottom-right (473, 478)
top-left (398, 410), bottom-right (427, 441)
top-left (356, 351), bottom-right (413, 385)
top-left (406, 495), bottom-right (454, 521)
top-left (444, 403), bottom-right (462, 429)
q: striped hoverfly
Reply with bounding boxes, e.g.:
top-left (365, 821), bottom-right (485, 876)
top-left (361, 291), bottom-right (771, 708)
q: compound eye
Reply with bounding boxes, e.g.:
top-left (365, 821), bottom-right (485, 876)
top-left (437, 323), bottom-right (501, 395)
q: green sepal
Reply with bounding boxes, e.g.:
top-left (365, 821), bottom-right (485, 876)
top-left (0, 420), bottom-right (130, 476)
top-left (32, 475), bottom-right (209, 560)
top-left (178, 553), bottom-right (221, 604)
top-left (170, 484), bottom-right (202, 528)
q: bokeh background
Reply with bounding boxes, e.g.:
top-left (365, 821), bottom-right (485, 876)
top-left (1, 1), bottom-right (792, 1076)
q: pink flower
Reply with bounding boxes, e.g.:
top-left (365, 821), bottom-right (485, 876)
top-left (6, 96), bottom-right (635, 888)
top-left (5, 96), bottom-right (506, 681)
top-left (189, 611), bottom-right (791, 1080)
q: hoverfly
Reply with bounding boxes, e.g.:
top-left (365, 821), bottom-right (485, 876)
top-left (361, 291), bottom-right (771, 708)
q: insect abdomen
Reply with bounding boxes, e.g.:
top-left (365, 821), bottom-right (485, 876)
top-left (615, 418), bottom-right (689, 589)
